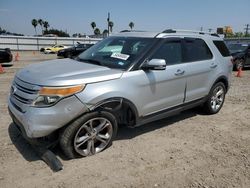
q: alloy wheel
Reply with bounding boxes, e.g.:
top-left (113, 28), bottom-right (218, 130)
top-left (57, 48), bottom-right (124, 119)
top-left (210, 85), bottom-right (225, 112)
top-left (74, 117), bottom-right (113, 156)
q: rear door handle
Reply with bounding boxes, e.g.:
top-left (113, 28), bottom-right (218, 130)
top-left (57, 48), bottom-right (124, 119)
top-left (210, 64), bottom-right (218, 68)
top-left (175, 69), bottom-right (185, 76)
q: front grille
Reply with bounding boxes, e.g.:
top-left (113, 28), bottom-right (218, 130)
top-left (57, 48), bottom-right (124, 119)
top-left (13, 93), bottom-right (33, 104)
top-left (14, 81), bottom-right (38, 94)
top-left (10, 77), bottom-right (40, 109)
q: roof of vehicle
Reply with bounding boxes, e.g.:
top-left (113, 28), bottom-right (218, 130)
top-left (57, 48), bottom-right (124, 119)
top-left (113, 29), bottom-right (223, 41)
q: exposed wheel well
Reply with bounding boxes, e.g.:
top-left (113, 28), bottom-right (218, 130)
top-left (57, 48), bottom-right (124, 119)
top-left (214, 76), bottom-right (229, 92)
top-left (92, 98), bottom-right (138, 127)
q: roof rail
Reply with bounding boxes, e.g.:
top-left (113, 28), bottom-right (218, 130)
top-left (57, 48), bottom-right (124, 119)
top-left (162, 29), bottom-right (219, 37)
top-left (120, 30), bottom-right (147, 33)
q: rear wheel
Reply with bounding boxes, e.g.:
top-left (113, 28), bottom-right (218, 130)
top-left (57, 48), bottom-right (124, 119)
top-left (203, 82), bottom-right (226, 114)
top-left (60, 111), bottom-right (117, 159)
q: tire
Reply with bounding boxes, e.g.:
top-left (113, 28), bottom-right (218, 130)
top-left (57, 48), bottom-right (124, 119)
top-left (59, 111), bottom-right (118, 159)
top-left (233, 59), bottom-right (244, 71)
top-left (203, 82), bottom-right (226, 114)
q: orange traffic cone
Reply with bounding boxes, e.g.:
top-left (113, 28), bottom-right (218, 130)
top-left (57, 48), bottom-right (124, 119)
top-left (236, 68), bottom-right (243, 77)
top-left (0, 64), bottom-right (5, 74)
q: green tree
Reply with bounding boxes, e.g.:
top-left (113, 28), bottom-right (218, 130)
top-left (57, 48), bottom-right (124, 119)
top-left (38, 18), bottom-right (44, 34)
top-left (43, 28), bottom-right (70, 37)
top-left (108, 21), bottom-right (114, 33)
top-left (103, 29), bottom-right (108, 37)
top-left (43, 21), bottom-right (50, 32)
top-left (94, 28), bottom-right (101, 35)
top-left (129, 22), bottom-right (134, 30)
top-left (31, 19), bottom-right (38, 35)
top-left (103, 29), bottom-right (108, 34)
top-left (91, 22), bottom-right (96, 30)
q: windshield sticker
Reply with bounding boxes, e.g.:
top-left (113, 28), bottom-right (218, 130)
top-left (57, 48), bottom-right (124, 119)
top-left (111, 53), bottom-right (130, 60)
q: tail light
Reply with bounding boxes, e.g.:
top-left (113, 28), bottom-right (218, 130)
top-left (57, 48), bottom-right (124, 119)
top-left (230, 58), bottom-right (234, 65)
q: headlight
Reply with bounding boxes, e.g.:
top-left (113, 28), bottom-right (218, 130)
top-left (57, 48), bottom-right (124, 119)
top-left (33, 84), bottom-right (85, 107)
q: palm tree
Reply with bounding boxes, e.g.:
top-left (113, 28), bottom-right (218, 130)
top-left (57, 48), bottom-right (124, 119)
top-left (43, 21), bottom-right (50, 32)
top-left (129, 22), bottom-right (134, 30)
top-left (103, 29), bottom-right (108, 37)
top-left (103, 29), bottom-right (108, 34)
top-left (31, 19), bottom-right (38, 35)
top-left (38, 19), bottom-right (44, 34)
top-left (91, 22), bottom-right (96, 31)
top-left (94, 28), bottom-right (101, 35)
top-left (108, 21), bottom-right (114, 33)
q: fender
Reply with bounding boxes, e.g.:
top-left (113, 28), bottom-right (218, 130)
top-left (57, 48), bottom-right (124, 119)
top-left (211, 75), bottom-right (229, 92)
top-left (90, 97), bottom-right (139, 123)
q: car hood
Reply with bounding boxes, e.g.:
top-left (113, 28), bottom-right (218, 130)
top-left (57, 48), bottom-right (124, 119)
top-left (16, 58), bottom-right (123, 86)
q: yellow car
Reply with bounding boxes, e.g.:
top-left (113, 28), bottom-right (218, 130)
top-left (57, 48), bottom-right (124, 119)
top-left (43, 45), bottom-right (68, 54)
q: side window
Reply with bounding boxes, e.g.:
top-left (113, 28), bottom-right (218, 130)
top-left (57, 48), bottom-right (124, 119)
top-left (150, 40), bottom-right (182, 65)
top-left (184, 38), bottom-right (213, 62)
top-left (213, 41), bottom-right (230, 57)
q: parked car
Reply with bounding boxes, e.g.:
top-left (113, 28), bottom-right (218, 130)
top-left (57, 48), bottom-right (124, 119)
top-left (57, 43), bottom-right (94, 58)
top-left (8, 30), bottom-right (232, 160)
top-left (227, 43), bottom-right (250, 70)
top-left (42, 45), bottom-right (69, 54)
top-left (0, 48), bottom-right (13, 65)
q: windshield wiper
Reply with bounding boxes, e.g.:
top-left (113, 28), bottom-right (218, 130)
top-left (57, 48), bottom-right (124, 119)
top-left (77, 58), bottom-right (103, 66)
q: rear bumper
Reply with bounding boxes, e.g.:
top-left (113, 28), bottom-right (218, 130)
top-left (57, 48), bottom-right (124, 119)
top-left (8, 95), bottom-right (89, 138)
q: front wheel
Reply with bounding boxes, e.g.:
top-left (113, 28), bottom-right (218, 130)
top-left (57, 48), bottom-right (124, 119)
top-left (203, 82), bottom-right (226, 114)
top-left (60, 111), bottom-right (117, 159)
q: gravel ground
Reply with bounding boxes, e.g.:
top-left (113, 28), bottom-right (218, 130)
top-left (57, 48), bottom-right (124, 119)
top-left (0, 52), bottom-right (249, 188)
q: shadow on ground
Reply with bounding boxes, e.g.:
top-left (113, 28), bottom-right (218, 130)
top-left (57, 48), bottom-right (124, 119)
top-left (8, 108), bottom-right (199, 164)
top-left (115, 109), bottom-right (197, 140)
top-left (8, 123), bottom-right (40, 161)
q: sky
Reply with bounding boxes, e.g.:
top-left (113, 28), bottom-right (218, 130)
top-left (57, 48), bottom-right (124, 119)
top-left (0, 0), bottom-right (249, 36)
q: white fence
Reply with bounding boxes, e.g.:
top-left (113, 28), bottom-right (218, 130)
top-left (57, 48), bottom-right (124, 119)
top-left (0, 36), bottom-right (102, 51)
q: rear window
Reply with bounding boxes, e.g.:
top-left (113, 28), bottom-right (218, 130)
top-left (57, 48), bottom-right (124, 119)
top-left (213, 41), bottom-right (230, 57)
top-left (184, 38), bottom-right (213, 62)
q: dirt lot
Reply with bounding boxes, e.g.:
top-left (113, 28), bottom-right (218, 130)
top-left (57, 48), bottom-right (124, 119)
top-left (0, 52), bottom-right (249, 188)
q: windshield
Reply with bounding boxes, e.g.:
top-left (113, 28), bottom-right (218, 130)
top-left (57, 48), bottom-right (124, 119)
top-left (227, 43), bottom-right (248, 52)
top-left (77, 37), bottom-right (156, 70)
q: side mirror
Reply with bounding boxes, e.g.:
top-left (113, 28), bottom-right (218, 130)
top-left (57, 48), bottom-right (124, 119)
top-left (141, 59), bottom-right (166, 70)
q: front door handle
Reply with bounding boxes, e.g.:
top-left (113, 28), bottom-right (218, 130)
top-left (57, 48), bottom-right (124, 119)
top-left (175, 69), bottom-right (185, 76)
top-left (210, 64), bottom-right (218, 68)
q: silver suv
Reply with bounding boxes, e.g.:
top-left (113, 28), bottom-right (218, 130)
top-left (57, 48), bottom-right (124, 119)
top-left (8, 29), bottom-right (233, 159)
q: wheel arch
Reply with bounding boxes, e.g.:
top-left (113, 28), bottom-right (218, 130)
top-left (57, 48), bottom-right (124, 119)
top-left (90, 97), bottom-right (139, 127)
top-left (212, 75), bottom-right (229, 92)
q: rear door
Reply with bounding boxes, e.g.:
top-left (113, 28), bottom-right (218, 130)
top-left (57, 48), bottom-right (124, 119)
top-left (183, 38), bottom-right (215, 102)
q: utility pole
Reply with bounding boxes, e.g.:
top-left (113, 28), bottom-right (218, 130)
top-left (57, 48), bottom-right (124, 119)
top-left (244, 24), bottom-right (249, 36)
top-left (107, 12), bottom-right (110, 36)
top-left (200, 27), bottom-right (203, 32)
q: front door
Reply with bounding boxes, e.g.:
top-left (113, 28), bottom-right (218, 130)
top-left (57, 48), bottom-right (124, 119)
top-left (125, 38), bottom-right (187, 116)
